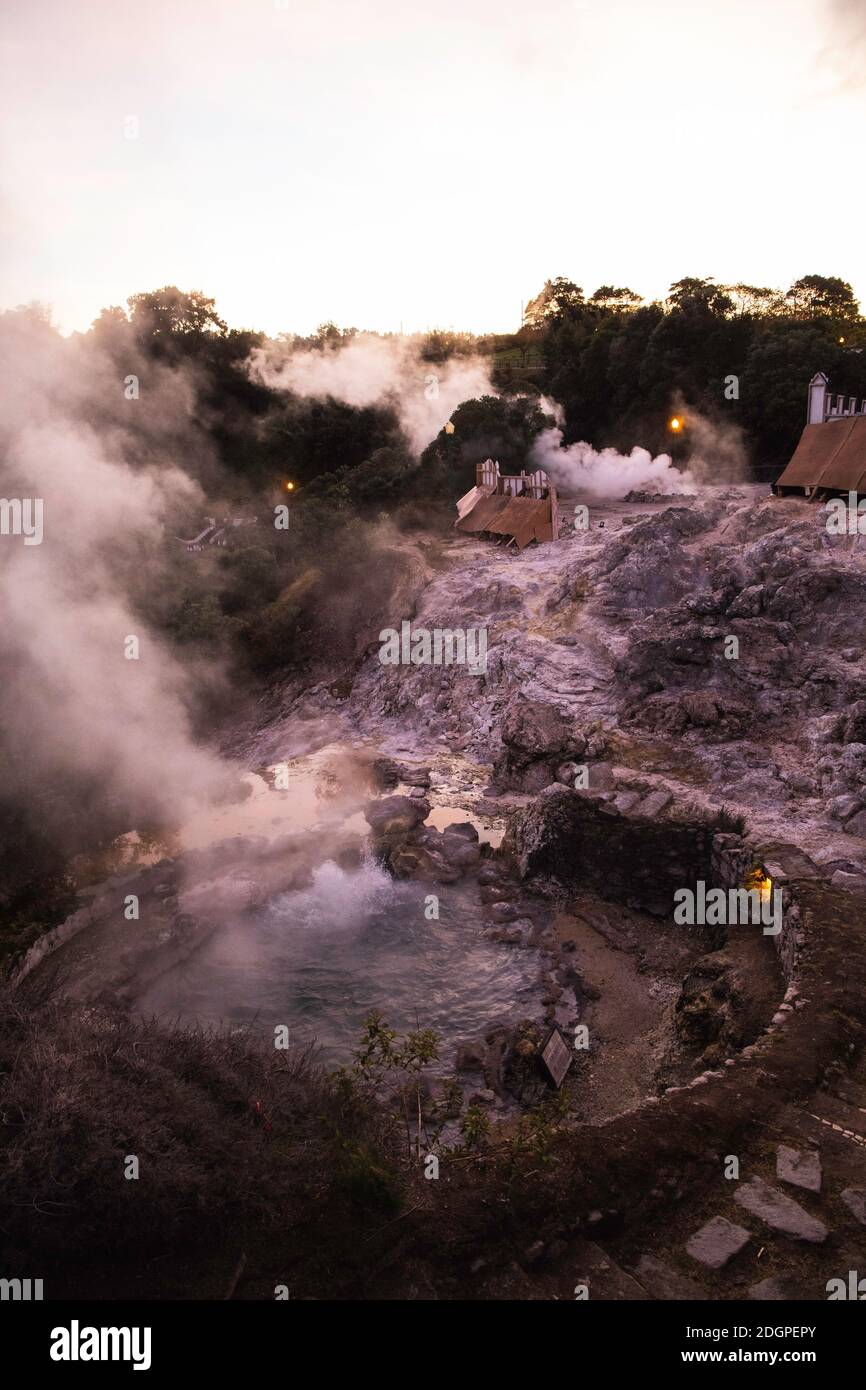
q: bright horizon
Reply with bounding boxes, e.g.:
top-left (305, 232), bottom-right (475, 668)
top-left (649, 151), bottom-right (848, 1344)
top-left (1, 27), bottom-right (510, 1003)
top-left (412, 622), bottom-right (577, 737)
top-left (1, 0), bottom-right (864, 337)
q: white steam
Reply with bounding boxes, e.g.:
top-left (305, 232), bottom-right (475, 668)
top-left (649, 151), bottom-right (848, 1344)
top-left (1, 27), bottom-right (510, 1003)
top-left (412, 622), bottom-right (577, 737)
top-left (247, 333), bottom-right (495, 453)
top-left (0, 309), bottom-right (231, 836)
top-left (530, 426), bottom-right (695, 498)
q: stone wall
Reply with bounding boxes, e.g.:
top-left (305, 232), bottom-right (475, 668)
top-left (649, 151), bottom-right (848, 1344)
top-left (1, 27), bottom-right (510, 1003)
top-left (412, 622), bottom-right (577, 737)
top-left (507, 783), bottom-right (713, 915)
top-left (507, 784), bottom-right (815, 983)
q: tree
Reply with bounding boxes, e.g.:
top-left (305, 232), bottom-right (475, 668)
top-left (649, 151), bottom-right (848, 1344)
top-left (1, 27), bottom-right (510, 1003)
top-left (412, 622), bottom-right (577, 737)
top-left (739, 323), bottom-right (842, 464)
top-left (588, 285), bottom-right (643, 313)
top-left (523, 277), bottom-right (585, 328)
top-left (724, 284), bottom-right (784, 318)
top-left (127, 287), bottom-right (227, 342)
top-left (667, 277), bottom-right (734, 317)
top-left (784, 275), bottom-right (859, 321)
top-left (420, 393), bottom-right (555, 497)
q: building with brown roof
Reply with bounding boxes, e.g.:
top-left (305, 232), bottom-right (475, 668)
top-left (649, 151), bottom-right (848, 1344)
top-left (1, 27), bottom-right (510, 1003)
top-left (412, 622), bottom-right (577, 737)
top-left (775, 373), bottom-right (866, 496)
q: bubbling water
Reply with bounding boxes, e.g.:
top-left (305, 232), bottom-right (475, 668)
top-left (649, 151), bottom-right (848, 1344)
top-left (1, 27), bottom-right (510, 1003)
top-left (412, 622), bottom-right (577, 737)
top-left (137, 857), bottom-right (540, 1065)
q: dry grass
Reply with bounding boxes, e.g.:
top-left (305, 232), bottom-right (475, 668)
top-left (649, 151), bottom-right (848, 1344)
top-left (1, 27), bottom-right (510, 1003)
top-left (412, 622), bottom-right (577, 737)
top-left (0, 990), bottom-right (403, 1289)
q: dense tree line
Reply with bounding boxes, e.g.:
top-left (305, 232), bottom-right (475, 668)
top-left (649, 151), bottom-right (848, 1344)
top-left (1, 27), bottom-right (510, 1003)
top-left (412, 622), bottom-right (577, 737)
top-left (514, 273), bottom-right (865, 467)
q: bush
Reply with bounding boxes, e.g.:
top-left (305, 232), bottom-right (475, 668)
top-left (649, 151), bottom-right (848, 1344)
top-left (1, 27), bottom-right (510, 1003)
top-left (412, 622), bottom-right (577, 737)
top-left (0, 991), bottom-right (403, 1281)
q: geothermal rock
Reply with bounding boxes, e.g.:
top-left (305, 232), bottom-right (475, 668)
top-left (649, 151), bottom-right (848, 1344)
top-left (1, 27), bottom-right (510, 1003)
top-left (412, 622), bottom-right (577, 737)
top-left (840, 1188), bottom-right (866, 1225)
top-left (733, 1177), bottom-right (827, 1243)
top-left (830, 871), bottom-right (866, 894)
top-left (685, 1216), bottom-right (750, 1270)
top-left (727, 583), bottom-right (765, 618)
top-left (364, 794), bottom-right (430, 838)
top-left (776, 1144), bottom-right (821, 1194)
top-left (493, 694), bottom-right (586, 791)
top-left (488, 901), bottom-right (521, 922)
top-left (635, 788), bottom-right (673, 818)
top-left (442, 821), bottom-right (479, 843)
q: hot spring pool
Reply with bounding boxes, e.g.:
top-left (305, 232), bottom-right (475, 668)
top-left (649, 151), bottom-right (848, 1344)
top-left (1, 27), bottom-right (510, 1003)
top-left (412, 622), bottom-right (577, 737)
top-left (136, 857), bottom-right (541, 1066)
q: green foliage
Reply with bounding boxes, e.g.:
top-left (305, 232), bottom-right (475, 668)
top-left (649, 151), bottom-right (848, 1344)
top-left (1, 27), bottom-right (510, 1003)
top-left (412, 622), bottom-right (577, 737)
top-left (784, 275), bottom-right (858, 321)
top-left (520, 270), bottom-right (864, 466)
top-left (242, 569), bottom-right (320, 670)
top-left (458, 1104), bottom-right (491, 1150)
top-left (218, 544), bottom-right (281, 615)
top-left (350, 1012), bottom-right (442, 1160)
top-left (332, 1136), bottom-right (402, 1213)
top-left (420, 393), bottom-right (556, 500)
top-left (127, 286), bottom-right (227, 341)
top-left (524, 277), bottom-right (585, 328)
top-left (352, 1011), bottom-right (440, 1080)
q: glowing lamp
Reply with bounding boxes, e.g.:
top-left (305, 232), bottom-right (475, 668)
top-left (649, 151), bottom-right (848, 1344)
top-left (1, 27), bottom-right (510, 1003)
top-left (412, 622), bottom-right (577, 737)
top-left (669, 416), bottom-right (682, 433)
top-left (745, 865), bottom-right (772, 905)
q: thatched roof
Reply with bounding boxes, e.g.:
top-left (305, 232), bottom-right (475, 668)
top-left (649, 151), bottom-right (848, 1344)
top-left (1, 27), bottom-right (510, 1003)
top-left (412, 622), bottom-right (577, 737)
top-left (776, 416), bottom-right (866, 493)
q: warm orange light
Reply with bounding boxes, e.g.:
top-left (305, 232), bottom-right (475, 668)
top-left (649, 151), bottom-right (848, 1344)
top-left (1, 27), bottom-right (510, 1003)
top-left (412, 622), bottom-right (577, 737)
top-left (669, 416), bottom-right (682, 433)
top-left (839, 337), bottom-right (846, 344)
top-left (285, 481), bottom-right (295, 491)
top-left (745, 866), bottom-right (772, 904)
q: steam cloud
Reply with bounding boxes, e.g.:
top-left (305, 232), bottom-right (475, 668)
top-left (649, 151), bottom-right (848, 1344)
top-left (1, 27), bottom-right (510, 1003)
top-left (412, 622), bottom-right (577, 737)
top-left (247, 333), bottom-right (495, 453)
top-left (530, 394), bottom-right (747, 496)
top-left (0, 309), bottom-right (230, 846)
top-left (530, 427), bottom-right (695, 498)
top-left (822, 0), bottom-right (866, 91)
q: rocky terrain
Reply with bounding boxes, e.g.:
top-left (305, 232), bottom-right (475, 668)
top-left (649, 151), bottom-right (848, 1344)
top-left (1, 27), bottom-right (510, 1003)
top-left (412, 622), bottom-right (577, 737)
top-left (330, 484), bottom-right (866, 882)
top-left (8, 482), bottom-right (866, 1301)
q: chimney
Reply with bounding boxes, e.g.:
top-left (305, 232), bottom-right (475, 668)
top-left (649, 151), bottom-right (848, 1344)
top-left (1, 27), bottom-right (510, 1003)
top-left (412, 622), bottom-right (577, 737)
top-left (807, 372), bottom-right (829, 424)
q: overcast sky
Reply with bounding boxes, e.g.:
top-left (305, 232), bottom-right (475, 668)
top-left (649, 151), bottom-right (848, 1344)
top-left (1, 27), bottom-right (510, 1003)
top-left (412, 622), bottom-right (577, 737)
top-left (1, 0), bottom-right (863, 335)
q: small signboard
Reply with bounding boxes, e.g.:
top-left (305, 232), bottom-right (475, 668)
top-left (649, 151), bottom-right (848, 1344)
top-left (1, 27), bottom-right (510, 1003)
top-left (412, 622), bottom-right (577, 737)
top-left (540, 1026), bottom-right (572, 1089)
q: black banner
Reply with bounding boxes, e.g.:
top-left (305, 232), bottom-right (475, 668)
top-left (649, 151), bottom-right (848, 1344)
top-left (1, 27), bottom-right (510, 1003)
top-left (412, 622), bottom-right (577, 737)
top-left (3, 1297), bottom-right (860, 1376)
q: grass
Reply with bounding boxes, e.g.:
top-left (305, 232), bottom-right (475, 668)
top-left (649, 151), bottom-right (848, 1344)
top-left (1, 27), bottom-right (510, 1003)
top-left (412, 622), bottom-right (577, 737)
top-left (0, 990), bottom-right (404, 1295)
top-left (712, 803), bottom-right (748, 836)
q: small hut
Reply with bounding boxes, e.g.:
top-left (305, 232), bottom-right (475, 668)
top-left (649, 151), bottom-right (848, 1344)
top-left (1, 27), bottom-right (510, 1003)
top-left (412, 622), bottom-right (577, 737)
top-left (455, 459), bottom-right (560, 550)
top-left (775, 373), bottom-right (866, 497)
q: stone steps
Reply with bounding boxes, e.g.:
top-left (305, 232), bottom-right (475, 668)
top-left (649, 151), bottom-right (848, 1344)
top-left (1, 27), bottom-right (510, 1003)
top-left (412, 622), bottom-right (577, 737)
top-left (569, 1102), bottom-right (864, 1300)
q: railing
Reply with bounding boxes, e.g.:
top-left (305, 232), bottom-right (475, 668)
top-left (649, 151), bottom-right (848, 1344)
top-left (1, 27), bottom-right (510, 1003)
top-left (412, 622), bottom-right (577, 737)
top-left (476, 459), bottom-right (551, 498)
top-left (825, 394), bottom-right (866, 418)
